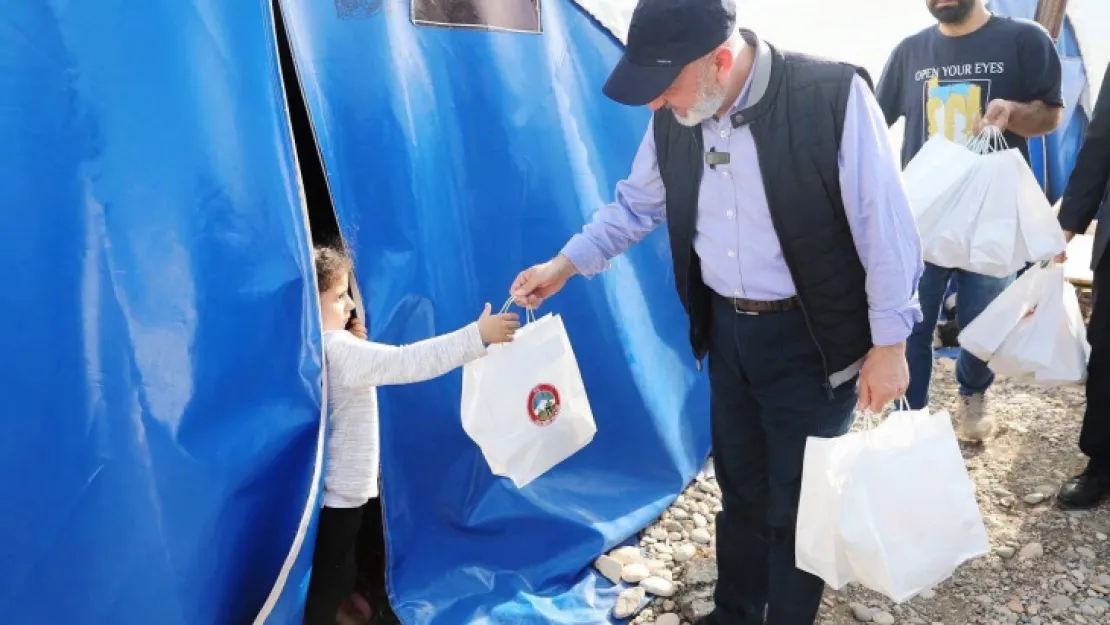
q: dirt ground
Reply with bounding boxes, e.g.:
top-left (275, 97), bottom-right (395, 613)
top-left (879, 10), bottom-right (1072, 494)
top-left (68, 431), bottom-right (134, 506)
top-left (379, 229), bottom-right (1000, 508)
top-left (628, 357), bottom-right (1109, 625)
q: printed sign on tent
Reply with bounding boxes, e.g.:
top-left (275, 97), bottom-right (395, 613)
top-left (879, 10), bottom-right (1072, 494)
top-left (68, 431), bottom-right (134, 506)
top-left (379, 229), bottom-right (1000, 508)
top-left (412, 0), bottom-right (542, 34)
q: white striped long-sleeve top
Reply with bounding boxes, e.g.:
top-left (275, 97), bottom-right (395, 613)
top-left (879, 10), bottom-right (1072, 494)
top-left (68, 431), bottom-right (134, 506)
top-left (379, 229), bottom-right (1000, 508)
top-left (321, 323), bottom-right (486, 508)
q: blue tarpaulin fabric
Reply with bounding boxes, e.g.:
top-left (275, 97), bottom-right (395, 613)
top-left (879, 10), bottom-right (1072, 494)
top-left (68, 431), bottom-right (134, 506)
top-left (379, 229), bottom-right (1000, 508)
top-left (0, 2), bottom-right (324, 625)
top-left (276, 0), bottom-right (711, 622)
top-left (990, 0), bottom-right (1092, 202)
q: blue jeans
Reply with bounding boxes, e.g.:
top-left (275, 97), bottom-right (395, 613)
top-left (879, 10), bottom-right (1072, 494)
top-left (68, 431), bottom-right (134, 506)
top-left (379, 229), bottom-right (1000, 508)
top-left (906, 262), bottom-right (1016, 409)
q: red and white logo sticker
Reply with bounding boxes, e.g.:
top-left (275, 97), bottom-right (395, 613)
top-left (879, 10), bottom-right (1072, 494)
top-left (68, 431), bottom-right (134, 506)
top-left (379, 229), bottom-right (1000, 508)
top-left (527, 383), bottom-right (561, 426)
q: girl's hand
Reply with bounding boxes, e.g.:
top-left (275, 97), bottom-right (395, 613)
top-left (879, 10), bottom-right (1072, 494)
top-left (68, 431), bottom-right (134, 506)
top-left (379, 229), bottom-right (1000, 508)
top-left (347, 315), bottom-right (368, 340)
top-left (477, 303), bottom-right (520, 344)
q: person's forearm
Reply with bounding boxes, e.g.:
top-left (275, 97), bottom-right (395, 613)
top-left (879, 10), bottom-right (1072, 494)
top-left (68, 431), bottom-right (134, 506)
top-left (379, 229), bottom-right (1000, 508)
top-left (1006, 100), bottom-right (1062, 137)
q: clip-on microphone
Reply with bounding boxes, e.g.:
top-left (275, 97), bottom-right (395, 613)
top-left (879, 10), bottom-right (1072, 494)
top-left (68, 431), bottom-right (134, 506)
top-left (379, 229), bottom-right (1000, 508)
top-left (706, 147), bottom-right (730, 170)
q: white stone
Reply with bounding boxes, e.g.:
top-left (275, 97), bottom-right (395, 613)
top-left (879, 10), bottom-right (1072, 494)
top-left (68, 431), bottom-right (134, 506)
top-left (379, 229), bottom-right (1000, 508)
top-left (611, 546), bottom-right (643, 565)
top-left (693, 513), bottom-right (709, 528)
top-left (622, 562), bottom-right (651, 584)
top-left (691, 528), bottom-right (712, 544)
top-left (654, 614), bottom-right (680, 625)
top-left (1046, 595), bottom-right (1073, 612)
top-left (673, 544), bottom-right (697, 562)
top-left (641, 576), bottom-right (677, 597)
top-left (595, 555), bottom-right (624, 585)
top-left (850, 603), bottom-right (877, 621)
top-left (872, 612), bottom-right (895, 625)
top-left (614, 586), bottom-right (646, 619)
top-left (1019, 543), bottom-right (1044, 560)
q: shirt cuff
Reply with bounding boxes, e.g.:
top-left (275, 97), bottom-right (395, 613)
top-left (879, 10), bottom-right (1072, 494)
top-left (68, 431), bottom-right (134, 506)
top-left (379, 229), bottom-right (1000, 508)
top-left (560, 234), bottom-right (611, 278)
top-left (869, 307), bottom-right (920, 347)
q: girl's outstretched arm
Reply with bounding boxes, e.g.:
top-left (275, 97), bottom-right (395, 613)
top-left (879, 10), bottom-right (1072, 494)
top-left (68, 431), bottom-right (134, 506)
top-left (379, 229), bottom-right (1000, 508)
top-left (324, 323), bottom-right (486, 388)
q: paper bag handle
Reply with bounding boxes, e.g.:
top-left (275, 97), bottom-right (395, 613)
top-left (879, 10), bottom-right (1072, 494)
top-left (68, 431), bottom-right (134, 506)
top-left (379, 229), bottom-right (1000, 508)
top-left (499, 297), bottom-right (537, 324)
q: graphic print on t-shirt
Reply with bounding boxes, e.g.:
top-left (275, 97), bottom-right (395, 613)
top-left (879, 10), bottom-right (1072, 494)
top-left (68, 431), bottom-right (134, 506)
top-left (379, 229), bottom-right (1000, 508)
top-left (923, 77), bottom-right (989, 144)
top-left (918, 62), bottom-right (1004, 145)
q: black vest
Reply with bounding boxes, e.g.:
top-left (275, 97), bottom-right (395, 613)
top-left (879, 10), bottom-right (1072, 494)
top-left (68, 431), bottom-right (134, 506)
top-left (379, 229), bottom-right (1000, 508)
top-left (654, 41), bottom-right (874, 388)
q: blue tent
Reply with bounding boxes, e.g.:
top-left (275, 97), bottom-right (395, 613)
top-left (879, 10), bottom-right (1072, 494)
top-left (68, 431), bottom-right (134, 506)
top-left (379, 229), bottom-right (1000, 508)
top-left (2, 1), bottom-right (1101, 624)
top-left (990, 0), bottom-right (1096, 203)
top-left (0, 2), bottom-right (324, 624)
top-left (1, 1), bottom-right (709, 623)
top-left (271, 1), bottom-right (709, 623)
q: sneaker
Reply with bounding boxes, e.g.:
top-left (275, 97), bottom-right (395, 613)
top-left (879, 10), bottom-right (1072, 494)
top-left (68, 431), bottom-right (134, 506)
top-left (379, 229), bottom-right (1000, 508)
top-left (956, 393), bottom-right (994, 442)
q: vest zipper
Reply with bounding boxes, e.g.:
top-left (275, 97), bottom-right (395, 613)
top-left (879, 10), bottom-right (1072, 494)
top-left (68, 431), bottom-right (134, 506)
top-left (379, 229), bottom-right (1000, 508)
top-left (686, 250), bottom-right (704, 372)
top-left (792, 294), bottom-right (835, 400)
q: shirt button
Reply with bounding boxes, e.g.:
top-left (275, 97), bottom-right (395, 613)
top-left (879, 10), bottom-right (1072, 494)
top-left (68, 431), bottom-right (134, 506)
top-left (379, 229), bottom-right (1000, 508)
top-left (721, 170), bottom-right (731, 178)
top-left (726, 210), bottom-right (735, 219)
top-left (727, 249), bottom-right (736, 258)
top-left (720, 129), bottom-right (729, 138)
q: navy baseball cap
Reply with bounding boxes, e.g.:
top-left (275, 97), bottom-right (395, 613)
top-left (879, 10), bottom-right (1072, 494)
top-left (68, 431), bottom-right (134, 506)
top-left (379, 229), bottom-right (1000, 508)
top-left (603, 0), bottom-right (737, 106)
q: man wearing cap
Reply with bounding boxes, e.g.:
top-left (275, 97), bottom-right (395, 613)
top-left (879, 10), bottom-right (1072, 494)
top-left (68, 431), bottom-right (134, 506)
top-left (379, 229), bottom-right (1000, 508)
top-left (510, 0), bottom-right (923, 623)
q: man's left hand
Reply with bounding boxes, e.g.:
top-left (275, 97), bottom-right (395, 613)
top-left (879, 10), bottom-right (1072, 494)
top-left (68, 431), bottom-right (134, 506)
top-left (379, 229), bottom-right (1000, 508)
top-left (857, 343), bottom-right (909, 414)
top-left (979, 99), bottom-right (1014, 134)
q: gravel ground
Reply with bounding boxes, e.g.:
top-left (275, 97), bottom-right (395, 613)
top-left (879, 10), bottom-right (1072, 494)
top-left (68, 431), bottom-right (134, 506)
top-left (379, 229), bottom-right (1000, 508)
top-left (603, 357), bottom-right (1109, 625)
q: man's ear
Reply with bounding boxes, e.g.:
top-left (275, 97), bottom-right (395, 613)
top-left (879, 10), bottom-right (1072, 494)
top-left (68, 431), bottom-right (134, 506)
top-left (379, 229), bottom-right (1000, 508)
top-left (712, 46), bottom-right (735, 83)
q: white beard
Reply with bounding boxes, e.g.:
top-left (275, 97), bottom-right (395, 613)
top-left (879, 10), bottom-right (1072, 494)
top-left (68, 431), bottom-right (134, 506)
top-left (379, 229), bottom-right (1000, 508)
top-left (672, 64), bottom-right (729, 127)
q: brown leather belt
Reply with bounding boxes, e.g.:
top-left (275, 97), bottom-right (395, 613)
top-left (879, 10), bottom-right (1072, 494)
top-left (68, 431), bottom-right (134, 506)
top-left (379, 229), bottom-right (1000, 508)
top-left (720, 294), bottom-right (801, 315)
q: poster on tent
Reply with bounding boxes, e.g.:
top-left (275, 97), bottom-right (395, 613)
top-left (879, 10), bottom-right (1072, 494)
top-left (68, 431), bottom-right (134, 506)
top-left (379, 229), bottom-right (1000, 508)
top-left (411, 0), bottom-right (542, 33)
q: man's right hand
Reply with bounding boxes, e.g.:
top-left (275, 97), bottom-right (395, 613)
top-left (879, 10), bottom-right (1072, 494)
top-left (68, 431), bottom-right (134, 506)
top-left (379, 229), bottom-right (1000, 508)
top-left (511, 254), bottom-right (577, 308)
top-left (1054, 230), bottom-right (1076, 264)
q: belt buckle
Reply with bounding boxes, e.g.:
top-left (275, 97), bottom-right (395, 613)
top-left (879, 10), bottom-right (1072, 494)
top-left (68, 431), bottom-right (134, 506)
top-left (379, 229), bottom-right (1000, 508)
top-left (732, 298), bottom-right (760, 315)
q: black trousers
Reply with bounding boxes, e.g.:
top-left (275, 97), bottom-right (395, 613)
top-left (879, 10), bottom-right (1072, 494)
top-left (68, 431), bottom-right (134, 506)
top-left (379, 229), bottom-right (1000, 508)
top-left (707, 297), bottom-right (857, 625)
top-left (1080, 264), bottom-right (1110, 477)
top-left (304, 504), bottom-right (367, 625)
top-left (355, 497), bottom-right (389, 606)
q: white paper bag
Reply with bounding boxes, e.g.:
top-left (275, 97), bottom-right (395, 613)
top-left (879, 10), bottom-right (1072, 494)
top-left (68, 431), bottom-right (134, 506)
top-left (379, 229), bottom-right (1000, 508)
top-left (960, 265), bottom-right (1090, 383)
top-left (966, 154), bottom-right (1023, 277)
top-left (957, 264), bottom-right (1046, 362)
top-left (461, 312), bottom-right (596, 488)
top-left (1011, 150), bottom-right (1068, 262)
top-left (902, 134), bottom-right (979, 221)
top-left (921, 171), bottom-right (991, 269)
top-left (985, 266), bottom-right (1090, 383)
top-left (796, 408), bottom-right (989, 603)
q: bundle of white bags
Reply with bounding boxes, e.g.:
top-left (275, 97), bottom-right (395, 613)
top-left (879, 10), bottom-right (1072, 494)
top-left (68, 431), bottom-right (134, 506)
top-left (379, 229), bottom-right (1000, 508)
top-left (959, 263), bottom-right (1091, 384)
top-left (904, 126), bottom-right (1066, 277)
top-left (796, 405), bottom-right (989, 602)
top-left (461, 304), bottom-right (597, 488)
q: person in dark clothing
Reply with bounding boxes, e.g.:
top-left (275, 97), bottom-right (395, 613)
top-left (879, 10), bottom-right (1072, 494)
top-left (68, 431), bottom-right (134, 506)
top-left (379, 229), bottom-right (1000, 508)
top-left (509, 1), bottom-right (923, 623)
top-left (1055, 62), bottom-right (1110, 509)
top-left (875, 0), bottom-right (1063, 442)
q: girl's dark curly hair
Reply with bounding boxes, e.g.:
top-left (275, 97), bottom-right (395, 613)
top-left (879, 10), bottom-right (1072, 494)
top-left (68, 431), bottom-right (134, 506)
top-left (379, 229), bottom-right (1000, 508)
top-left (313, 244), bottom-right (353, 293)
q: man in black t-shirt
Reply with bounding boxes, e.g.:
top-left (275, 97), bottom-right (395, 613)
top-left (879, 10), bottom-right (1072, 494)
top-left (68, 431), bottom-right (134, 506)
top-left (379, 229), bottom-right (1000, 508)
top-left (876, 0), bottom-right (1063, 442)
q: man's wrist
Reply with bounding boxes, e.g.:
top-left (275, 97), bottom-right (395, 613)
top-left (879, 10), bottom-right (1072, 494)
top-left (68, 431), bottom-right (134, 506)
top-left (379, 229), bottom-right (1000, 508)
top-left (872, 341), bottom-right (906, 353)
top-left (553, 254), bottom-right (577, 275)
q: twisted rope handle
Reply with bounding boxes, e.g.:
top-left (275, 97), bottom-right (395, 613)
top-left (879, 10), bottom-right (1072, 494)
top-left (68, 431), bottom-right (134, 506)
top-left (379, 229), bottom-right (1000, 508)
top-left (966, 124), bottom-right (1009, 154)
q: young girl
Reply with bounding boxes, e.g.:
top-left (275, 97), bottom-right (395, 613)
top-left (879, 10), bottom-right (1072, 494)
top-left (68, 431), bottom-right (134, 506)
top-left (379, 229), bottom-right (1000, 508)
top-left (306, 244), bottom-right (519, 625)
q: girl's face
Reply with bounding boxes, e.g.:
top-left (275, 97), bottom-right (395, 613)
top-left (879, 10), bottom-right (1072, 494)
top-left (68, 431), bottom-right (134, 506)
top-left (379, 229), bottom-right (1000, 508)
top-left (320, 272), bottom-right (355, 332)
